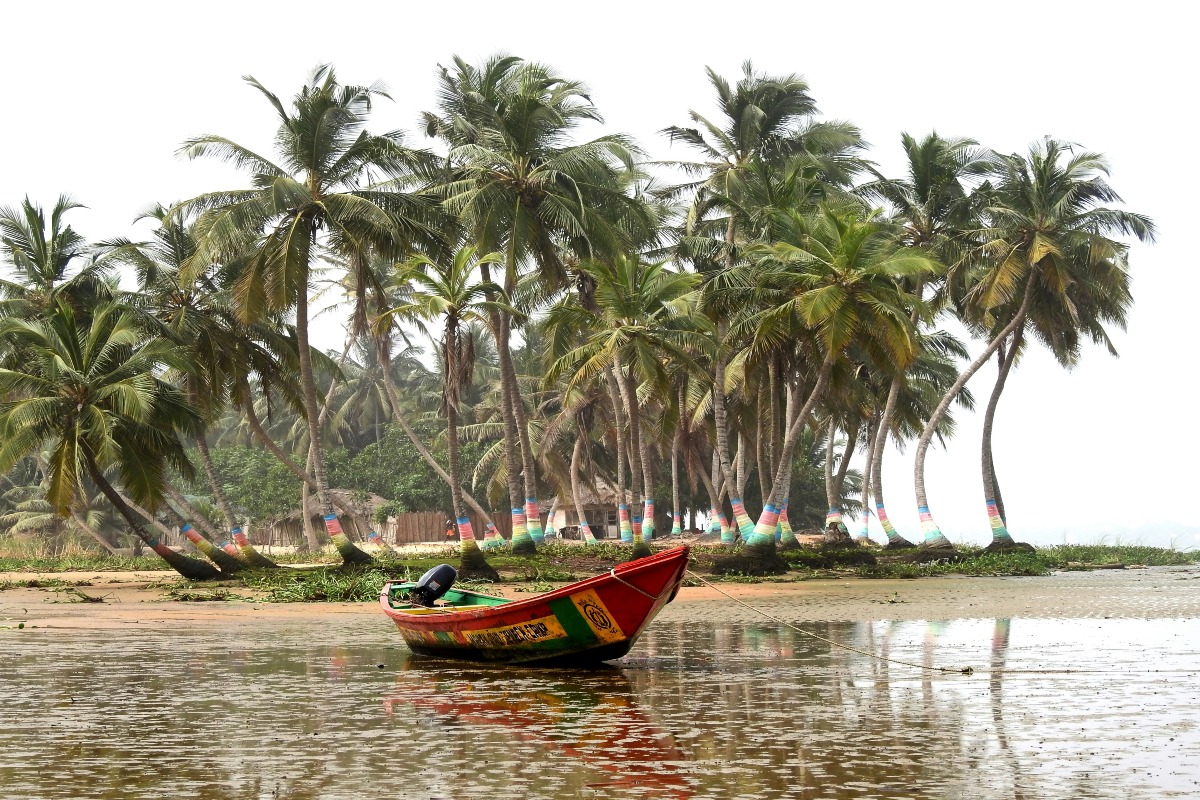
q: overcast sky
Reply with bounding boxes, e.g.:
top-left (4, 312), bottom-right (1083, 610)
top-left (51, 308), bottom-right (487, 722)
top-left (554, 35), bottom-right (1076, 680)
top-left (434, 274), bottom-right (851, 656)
top-left (1, 0), bottom-right (1194, 546)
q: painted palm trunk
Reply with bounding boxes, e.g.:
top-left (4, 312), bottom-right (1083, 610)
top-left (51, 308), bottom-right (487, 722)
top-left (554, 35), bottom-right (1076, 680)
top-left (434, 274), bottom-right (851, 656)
top-left (874, 503), bottom-right (911, 546)
top-left (918, 505), bottom-right (952, 547)
top-left (232, 526), bottom-right (276, 567)
top-left (618, 504), bottom-right (633, 543)
top-left (510, 508), bottom-right (533, 549)
top-left (729, 498), bottom-right (755, 542)
top-left (778, 502), bottom-right (796, 547)
top-left (986, 499), bottom-right (1015, 544)
top-left (826, 508), bottom-right (843, 528)
top-left (707, 506), bottom-right (721, 535)
top-left (323, 514), bottom-right (357, 555)
top-left (482, 522), bottom-right (503, 550)
top-left (181, 523), bottom-right (225, 563)
top-left (641, 498), bottom-right (655, 541)
top-left (379, 546), bottom-right (689, 665)
top-left (718, 511), bottom-right (734, 545)
top-left (745, 504), bottom-right (780, 548)
top-left (670, 512), bottom-right (682, 537)
top-left (525, 498), bottom-right (545, 544)
top-left (580, 521), bottom-right (598, 544)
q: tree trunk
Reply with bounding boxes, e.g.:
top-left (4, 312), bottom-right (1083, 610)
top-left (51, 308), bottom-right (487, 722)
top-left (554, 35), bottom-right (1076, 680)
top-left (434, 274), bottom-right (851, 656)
top-left (374, 340), bottom-right (497, 531)
top-left (824, 416), bottom-right (861, 547)
top-left (871, 377), bottom-right (915, 549)
top-left (569, 434), bottom-right (597, 543)
top-left (914, 272), bottom-right (1037, 549)
top-left (83, 454), bottom-right (220, 580)
top-left (605, 366), bottom-right (633, 544)
top-left (623, 365), bottom-right (651, 558)
top-left (755, 383), bottom-right (768, 507)
top-left (671, 383), bottom-right (684, 536)
top-left (823, 418), bottom-right (837, 523)
top-left (445, 319), bottom-right (497, 580)
top-left (982, 327), bottom-right (1024, 548)
top-left (300, 457), bottom-right (320, 550)
top-left (857, 417), bottom-right (878, 543)
top-left (294, 267), bottom-right (372, 565)
top-left (159, 496), bottom-right (246, 573)
top-left (69, 510), bottom-right (120, 555)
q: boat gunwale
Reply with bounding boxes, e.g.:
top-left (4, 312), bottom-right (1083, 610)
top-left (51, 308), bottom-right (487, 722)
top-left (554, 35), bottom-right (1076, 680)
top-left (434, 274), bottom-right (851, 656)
top-left (377, 546), bottom-right (689, 628)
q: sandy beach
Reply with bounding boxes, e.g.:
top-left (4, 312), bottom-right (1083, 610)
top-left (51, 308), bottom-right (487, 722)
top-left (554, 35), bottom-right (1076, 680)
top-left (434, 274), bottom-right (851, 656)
top-left (4, 564), bottom-right (1198, 630)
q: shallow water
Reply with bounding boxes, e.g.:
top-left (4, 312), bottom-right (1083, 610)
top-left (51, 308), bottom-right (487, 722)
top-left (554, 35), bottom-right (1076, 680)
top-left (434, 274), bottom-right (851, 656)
top-left (1, 615), bottom-right (1197, 799)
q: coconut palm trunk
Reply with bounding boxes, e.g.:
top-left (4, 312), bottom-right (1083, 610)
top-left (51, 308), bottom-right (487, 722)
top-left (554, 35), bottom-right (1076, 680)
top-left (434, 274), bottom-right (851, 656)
top-left (857, 419), bottom-right (877, 544)
top-left (670, 385), bottom-right (684, 537)
top-left (871, 378), bottom-right (915, 549)
top-left (163, 484), bottom-right (244, 567)
top-left (487, 307), bottom-right (534, 554)
top-left (68, 509), bottom-right (121, 556)
top-left (738, 352), bottom-right (837, 570)
top-left (569, 434), bottom-right (597, 544)
top-left (195, 434), bottom-right (277, 566)
top-left (982, 329), bottom-right (1025, 550)
top-left (604, 367), bottom-right (633, 544)
top-left (293, 274), bottom-right (372, 565)
top-left (622, 367), bottom-right (652, 559)
top-left (914, 273), bottom-right (1037, 549)
top-left (444, 319), bottom-right (498, 581)
top-left (824, 417), bottom-right (860, 547)
top-left (83, 453), bottom-right (220, 580)
top-left (159, 496), bottom-right (246, 574)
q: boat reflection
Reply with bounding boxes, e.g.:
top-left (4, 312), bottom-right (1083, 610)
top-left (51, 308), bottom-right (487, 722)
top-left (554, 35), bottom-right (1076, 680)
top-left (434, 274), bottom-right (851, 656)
top-left (384, 661), bottom-right (692, 798)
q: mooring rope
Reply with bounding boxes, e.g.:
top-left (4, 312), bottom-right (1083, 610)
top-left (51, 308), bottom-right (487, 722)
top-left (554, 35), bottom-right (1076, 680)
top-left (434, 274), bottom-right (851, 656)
top-left (686, 570), bottom-right (974, 675)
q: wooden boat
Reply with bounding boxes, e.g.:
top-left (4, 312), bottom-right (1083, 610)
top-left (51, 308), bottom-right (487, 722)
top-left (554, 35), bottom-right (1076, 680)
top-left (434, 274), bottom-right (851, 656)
top-left (378, 545), bottom-right (689, 665)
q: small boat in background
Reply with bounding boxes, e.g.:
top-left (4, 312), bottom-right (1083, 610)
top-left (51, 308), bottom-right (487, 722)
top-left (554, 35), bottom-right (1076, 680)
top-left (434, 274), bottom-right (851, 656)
top-left (378, 546), bottom-right (689, 665)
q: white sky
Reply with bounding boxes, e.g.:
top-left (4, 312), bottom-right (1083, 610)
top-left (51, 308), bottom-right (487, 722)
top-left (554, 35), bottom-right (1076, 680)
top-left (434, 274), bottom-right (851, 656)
top-left (2, 0), bottom-right (1195, 546)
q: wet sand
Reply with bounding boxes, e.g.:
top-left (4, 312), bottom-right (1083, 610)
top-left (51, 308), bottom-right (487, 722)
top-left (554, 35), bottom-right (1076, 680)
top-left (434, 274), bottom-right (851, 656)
top-left (4, 564), bottom-right (1199, 629)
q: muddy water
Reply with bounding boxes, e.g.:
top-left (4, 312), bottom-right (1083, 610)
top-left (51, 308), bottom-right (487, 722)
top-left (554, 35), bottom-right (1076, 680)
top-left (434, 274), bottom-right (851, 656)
top-left (1, 616), bottom-right (1197, 799)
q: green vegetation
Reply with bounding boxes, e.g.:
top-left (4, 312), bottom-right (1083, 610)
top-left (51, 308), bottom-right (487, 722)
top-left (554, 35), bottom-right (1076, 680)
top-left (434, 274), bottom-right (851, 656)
top-left (0, 57), bottom-right (1157, 586)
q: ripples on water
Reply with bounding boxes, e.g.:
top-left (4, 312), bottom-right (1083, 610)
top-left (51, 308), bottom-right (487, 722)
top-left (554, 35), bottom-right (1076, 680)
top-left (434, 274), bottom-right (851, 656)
top-left (1, 616), bottom-right (1197, 799)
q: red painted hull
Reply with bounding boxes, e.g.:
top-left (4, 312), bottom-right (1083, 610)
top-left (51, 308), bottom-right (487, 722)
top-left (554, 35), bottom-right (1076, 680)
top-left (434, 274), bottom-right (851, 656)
top-left (379, 546), bottom-right (689, 665)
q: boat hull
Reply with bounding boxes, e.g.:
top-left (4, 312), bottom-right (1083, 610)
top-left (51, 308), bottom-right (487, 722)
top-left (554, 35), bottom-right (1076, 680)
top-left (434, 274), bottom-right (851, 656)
top-left (379, 546), bottom-right (689, 665)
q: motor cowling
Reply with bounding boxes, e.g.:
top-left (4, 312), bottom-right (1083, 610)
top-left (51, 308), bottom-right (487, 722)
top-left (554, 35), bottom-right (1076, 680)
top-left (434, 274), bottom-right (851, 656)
top-left (409, 564), bottom-right (457, 607)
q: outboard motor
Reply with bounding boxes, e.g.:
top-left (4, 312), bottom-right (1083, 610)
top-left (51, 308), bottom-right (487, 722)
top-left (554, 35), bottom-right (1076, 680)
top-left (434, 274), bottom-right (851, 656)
top-left (409, 564), bottom-right (457, 607)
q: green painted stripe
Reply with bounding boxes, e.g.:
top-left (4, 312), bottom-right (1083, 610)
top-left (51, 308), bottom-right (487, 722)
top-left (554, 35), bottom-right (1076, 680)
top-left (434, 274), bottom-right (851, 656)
top-left (548, 597), bottom-right (599, 646)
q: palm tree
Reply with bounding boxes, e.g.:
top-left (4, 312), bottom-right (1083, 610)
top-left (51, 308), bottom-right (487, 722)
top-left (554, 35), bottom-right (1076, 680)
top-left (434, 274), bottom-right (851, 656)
top-left (0, 302), bottom-right (219, 579)
top-left (547, 255), bottom-right (703, 559)
top-left (396, 245), bottom-right (506, 580)
top-left (179, 65), bottom-right (440, 565)
top-left (425, 54), bottom-right (648, 554)
top-left (0, 195), bottom-right (110, 319)
top-left (912, 138), bottom-right (1154, 548)
top-left (723, 206), bottom-right (935, 572)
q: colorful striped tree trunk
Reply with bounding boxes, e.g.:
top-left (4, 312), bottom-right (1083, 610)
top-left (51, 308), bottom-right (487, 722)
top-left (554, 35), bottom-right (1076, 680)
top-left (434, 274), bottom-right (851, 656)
top-left (525, 497), bottom-right (545, 544)
top-left (641, 498), bottom-right (655, 541)
top-left (482, 521), bottom-right (503, 549)
top-left (180, 523), bottom-right (243, 573)
top-left (671, 512), bottom-right (682, 537)
top-left (778, 502), bottom-right (797, 547)
top-left (231, 526), bottom-right (276, 567)
top-left (918, 506), bottom-right (953, 548)
top-left (324, 514), bottom-right (371, 561)
top-left (745, 504), bottom-right (780, 548)
top-left (707, 506), bottom-right (721, 535)
top-left (618, 504), bottom-right (633, 543)
top-left (875, 502), bottom-right (911, 547)
top-left (580, 521), bottom-right (598, 544)
top-left (718, 511), bottom-right (734, 545)
top-left (826, 507), bottom-right (843, 528)
top-left (729, 498), bottom-right (755, 542)
top-left (510, 508), bottom-right (534, 551)
top-left (985, 499), bottom-right (1015, 545)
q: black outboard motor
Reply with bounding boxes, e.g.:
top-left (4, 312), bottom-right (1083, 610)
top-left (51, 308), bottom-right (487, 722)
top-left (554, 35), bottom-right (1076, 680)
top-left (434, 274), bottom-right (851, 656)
top-left (409, 564), bottom-right (457, 607)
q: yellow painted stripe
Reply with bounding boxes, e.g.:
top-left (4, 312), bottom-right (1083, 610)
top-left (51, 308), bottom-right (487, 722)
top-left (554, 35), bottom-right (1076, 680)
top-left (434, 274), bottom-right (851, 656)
top-left (569, 589), bottom-right (625, 644)
top-left (462, 614), bottom-right (568, 649)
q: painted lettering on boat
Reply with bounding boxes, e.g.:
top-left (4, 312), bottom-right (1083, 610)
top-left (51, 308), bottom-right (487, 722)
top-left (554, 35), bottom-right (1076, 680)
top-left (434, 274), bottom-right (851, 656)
top-left (464, 615), bottom-right (568, 648)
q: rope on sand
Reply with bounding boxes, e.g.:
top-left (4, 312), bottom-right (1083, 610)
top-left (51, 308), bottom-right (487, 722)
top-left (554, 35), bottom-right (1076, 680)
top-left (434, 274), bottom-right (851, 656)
top-left (686, 570), bottom-right (974, 675)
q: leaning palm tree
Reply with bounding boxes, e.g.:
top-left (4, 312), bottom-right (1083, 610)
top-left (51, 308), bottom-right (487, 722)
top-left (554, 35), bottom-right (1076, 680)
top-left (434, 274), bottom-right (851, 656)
top-left (912, 138), bottom-right (1154, 548)
top-left (395, 245), bottom-right (507, 580)
top-left (179, 65), bottom-right (440, 565)
top-left (425, 54), bottom-right (648, 553)
top-left (0, 301), bottom-right (220, 579)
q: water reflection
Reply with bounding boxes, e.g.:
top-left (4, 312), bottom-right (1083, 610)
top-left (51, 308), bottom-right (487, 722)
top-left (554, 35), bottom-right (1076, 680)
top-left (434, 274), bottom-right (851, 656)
top-left (1, 616), bottom-right (1197, 799)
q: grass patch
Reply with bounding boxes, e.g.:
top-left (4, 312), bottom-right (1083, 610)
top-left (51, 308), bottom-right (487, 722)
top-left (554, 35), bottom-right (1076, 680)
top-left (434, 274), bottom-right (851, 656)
top-left (0, 578), bottom-right (78, 591)
top-left (0, 555), bottom-right (164, 573)
top-left (164, 587), bottom-right (252, 602)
